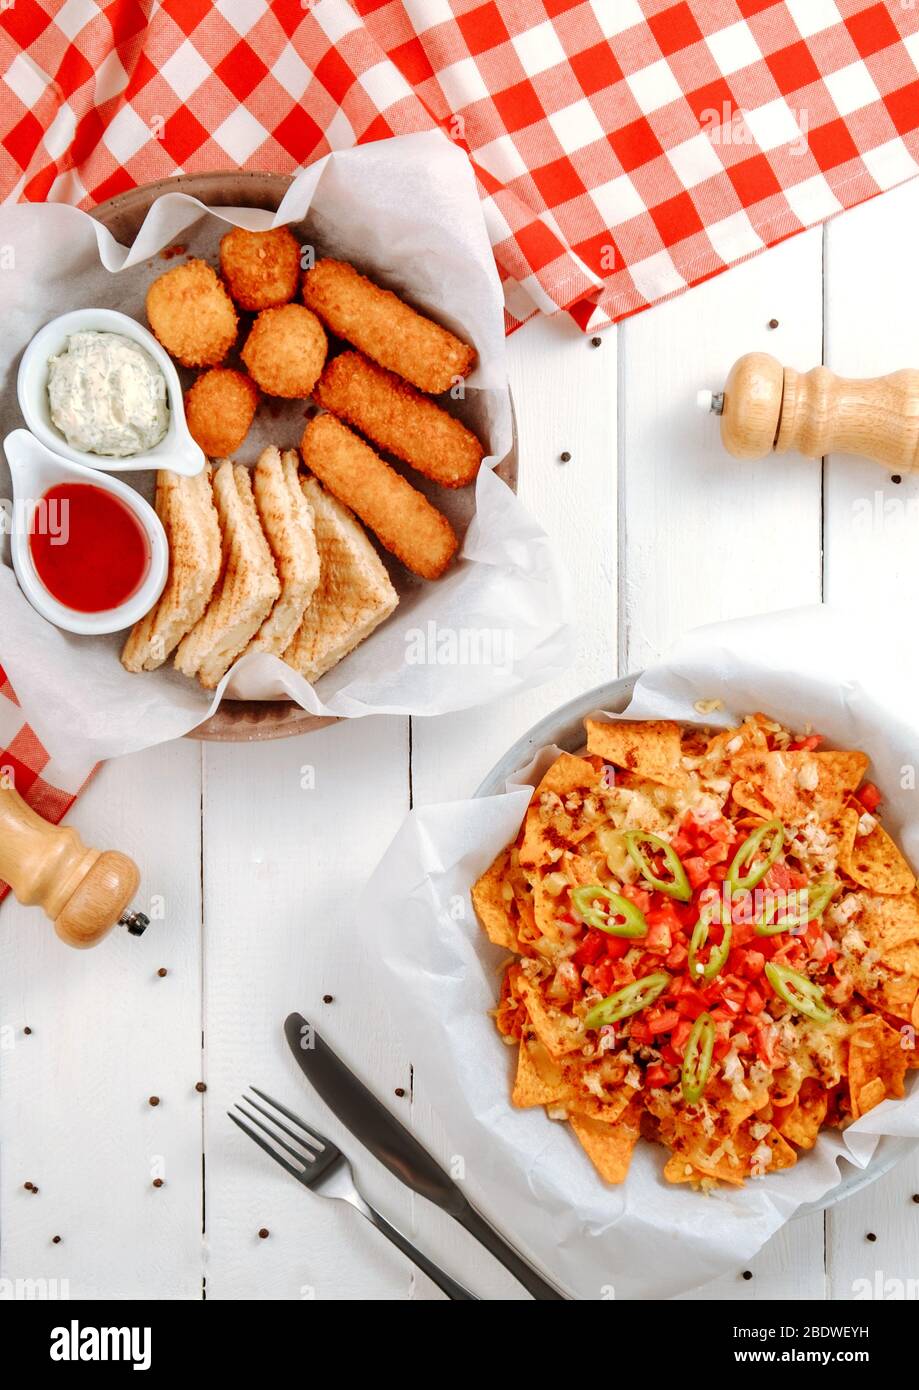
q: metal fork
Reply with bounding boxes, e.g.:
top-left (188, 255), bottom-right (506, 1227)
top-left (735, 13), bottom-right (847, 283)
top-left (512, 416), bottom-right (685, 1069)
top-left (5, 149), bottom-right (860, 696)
top-left (229, 1087), bottom-right (478, 1301)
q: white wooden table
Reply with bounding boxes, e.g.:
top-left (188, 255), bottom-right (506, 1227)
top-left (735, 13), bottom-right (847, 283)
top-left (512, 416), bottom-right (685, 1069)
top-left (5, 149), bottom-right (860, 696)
top-left (3, 179), bottom-right (919, 1302)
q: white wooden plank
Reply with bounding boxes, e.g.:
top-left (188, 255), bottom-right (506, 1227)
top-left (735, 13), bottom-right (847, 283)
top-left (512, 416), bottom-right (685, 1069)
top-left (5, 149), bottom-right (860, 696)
top-left (619, 227), bottom-right (825, 673)
top-left (201, 716), bottom-right (420, 1300)
top-left (822, 176), bottom-right (919, 1295)
top-left (677, 1214), bottom-right (826, 1301)
top-left (407, 311), bottom-right (617, 1298)
top-left (620, 228), bottom-right (828, 1299)
top-left (826, 1152), bottom-right (919, 1299)
top-left (823, 178), bottom-right (919, 612)
top-left (0, 740), bottom-right (203, 1299)
top-left (409, 310), bottom-right (618, 805)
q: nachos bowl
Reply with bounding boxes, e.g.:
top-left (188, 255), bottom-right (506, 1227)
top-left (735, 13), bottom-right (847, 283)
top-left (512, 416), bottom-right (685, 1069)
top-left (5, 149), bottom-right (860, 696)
top-left (473, 676), bottom-right (916, 1214)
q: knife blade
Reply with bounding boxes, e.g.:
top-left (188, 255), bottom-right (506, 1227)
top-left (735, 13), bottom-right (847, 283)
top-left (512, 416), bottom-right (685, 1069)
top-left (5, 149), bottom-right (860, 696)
top-left (284, 1013), bottom-right (566, 1301)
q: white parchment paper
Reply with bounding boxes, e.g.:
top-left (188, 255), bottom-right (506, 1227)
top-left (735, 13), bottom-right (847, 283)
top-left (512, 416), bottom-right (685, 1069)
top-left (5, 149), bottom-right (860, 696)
top-left (361, 607), bottom-right (919, 1300)
top-left (0, 132), bottom-right (572, 762)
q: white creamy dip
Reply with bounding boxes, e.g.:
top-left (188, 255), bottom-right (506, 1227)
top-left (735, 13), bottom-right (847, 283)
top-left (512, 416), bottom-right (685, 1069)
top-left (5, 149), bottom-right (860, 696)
top-left (47, 330), bottom-right (169, 457)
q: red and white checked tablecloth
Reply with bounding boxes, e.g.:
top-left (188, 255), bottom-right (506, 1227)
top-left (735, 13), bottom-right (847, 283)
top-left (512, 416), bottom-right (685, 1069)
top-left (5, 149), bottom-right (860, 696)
top-left (0, 666), bottom-right (95, 902)
top-left (1, 0), bottom-right (918, 331)
top-left (1, 0), bottom-right (918, 871)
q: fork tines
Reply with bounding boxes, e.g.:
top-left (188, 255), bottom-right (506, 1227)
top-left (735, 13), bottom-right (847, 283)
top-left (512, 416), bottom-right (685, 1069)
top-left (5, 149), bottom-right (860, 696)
top-left (228, 1087), bottom-right (340, 1183)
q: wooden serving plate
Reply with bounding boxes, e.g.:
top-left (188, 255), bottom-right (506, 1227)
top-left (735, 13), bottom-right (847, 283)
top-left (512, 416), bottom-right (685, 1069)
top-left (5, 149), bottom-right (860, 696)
top-left (91, 172), bottom-right (518, 743)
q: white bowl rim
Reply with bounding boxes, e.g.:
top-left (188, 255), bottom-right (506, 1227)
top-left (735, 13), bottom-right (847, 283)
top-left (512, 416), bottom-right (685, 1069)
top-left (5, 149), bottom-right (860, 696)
top-left (7, 431), bottom-right (168, 636)
top-left (16, 307), bottom-right (204, 475)
top-left (473, 673), bottom-right (914, 1219)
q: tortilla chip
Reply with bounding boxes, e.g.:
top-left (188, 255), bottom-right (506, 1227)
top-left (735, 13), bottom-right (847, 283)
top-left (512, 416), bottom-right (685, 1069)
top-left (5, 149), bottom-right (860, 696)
top-left (857, 1077), bottom-right (888, 1115)
top-left (519, 753), bottom-right (600, 868)
top-left (776, 1081), bottom-right (828, 1150)
top-left (858, 892), bottom-right (919, 955)
top-left (838, 809), bottom-right (916, 895)
top-left (569, 1102), bottom-right (642, 1183)
top-left (512, 968), bottom-right (583, 1059)
top-left (731, 749), bottom-right (868, 824)
top-left (848, 1015), bottom-right (908, 1119)
top-left (471, 849), bottom-right (520, 951)
top-left (702, 719), bottom-right (768, 773)
top-left (584, 718), bottom-right (686, 788)
top-left (731, 781), bottom-right (776, 819)
top-left (512, 1038), bottom-right (570, 1107)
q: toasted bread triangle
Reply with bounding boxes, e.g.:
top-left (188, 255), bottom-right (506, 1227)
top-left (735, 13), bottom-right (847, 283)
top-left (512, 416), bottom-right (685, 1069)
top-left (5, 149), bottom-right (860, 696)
top-left (247, 447), bottom-right (320, 657)
top-left (174, 460), bottom-right (280, 689)
top-left (282, 477), bottom-right (398, 683)
top-left (121, 467), bottom-right (221, 672)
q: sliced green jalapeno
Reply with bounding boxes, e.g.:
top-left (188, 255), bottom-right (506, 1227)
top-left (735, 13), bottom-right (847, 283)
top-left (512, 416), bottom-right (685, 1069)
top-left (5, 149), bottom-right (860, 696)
top-left (764, 962), bottom-right (835, 1024)
top-left (571, 885), bottom-right (648, 938)
top-left (754, 877), bottom-right (836, 937)
top-left (728, 819), bottom-right (785, 893)
top-left (688, 916), bottom-right (733, 982)
top-left (681, 1011), bottom-right (716, 1104)
top-left (623, 830), bottom-right (691, 902)
top-left (583, 972), bottom-right (670, 1031)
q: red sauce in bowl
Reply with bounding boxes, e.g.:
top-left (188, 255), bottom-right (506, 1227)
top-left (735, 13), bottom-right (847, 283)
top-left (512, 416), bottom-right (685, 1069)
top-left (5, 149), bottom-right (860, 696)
top-left (28, 483), bottom-right (150, 614)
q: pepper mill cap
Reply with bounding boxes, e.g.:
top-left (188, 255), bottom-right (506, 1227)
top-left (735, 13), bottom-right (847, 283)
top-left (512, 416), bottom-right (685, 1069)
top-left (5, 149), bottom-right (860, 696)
top-left (719, 352), bottom-right (784, 460)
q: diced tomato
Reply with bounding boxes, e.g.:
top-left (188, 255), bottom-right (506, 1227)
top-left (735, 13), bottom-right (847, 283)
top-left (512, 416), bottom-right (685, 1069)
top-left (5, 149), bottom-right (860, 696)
top-left (676, 992), bottom-right (708, 1021)
top-left (731, 919), bottom-right (758, 947)
top-left (604, 934), bottom-right (630, 960)
top-left (856, 782), bottom-right (882, 813)
top-left (676, 900), bottom-right (699, 928)
top-left (684, 856), bottom-right (709, 889)
top-left (709, 863), bottom-right (729, 883)
top-left (647, 902), bottom-right (681, 930)
top-left (573, 929), bottom-right (606, 968)
top-left (788, 734), bottom-right (822, 752)
top-left (671, 832), bottom-right (693, 857)
top-left (660, 1043), bottom-right (681, 1066)
top-left (665, 942), bottom-right (688, 971)
top-left (705, 818), bottom-right (734, 843)
top-left (671, 1020), bottom-right (693, 1054)
top-left (629, 1020), bottom-right (653, 1045)
top-left (591, 960), bottom-right (615, 995)
top-left (745, 985), bottom-right (766, 1014)
top-left (740, 949), bottom-right (766, 979)
top-left (645, 1063), bottom-right (672, 1089)
top-left (750, 1022), bottom-right (775, 1067)
top-left (611, 960), bottom-right (636, 987)
top-left (702, 840), bottom-right (730, 865)
top-left (645, 921), bottom-right (672, 955)
top-left (619, 883), bottom-right (652, 912)
top-left (763, 862), bottom-right (793, 893)
top-left (710, 1005), bottom-right (734, 1023)
top-left (648, 1009), bottom-right (681, 1036)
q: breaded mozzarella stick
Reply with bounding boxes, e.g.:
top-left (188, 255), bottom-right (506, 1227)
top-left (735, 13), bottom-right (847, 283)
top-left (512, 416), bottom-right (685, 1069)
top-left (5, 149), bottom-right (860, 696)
top-left (301, 415), bottom-right (458, 580)
top-left (302, 259), bottom-right (475, 394)
top-left (315, 351), bottom-right (484, 489)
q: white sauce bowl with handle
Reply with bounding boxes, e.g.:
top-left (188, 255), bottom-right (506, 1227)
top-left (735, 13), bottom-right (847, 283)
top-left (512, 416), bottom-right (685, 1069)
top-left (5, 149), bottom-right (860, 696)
top-left (17, 307), bottom-right (205, 476)
top-left (5, 429), bottom-right (169, 636)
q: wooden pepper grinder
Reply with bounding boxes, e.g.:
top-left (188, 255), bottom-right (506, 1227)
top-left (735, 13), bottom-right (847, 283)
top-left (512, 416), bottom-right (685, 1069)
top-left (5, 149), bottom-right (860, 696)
top-left (0, 785), bottom-right (149, 948)
top-left (698, 352), bottom-right (919, 470)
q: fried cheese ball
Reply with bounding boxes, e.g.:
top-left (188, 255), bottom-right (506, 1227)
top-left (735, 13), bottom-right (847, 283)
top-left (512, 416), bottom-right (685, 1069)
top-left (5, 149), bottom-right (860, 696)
top-left (146, 259), bottom-right (238, 368)
top-left (240, 304), bottom-right (327, 398)
top-left (184, 368), bottom-right (259, 457)
top-left (219, 225), bottom-right (301, 311)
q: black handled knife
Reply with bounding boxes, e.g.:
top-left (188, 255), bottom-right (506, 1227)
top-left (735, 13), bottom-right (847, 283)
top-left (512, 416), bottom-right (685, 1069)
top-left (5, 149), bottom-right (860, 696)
top-left (284, 1013), bottom-right (566, 1300)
